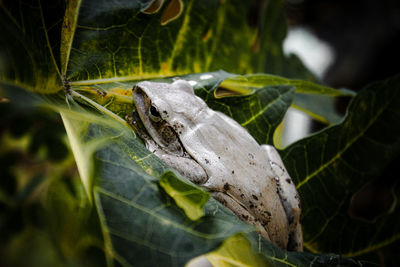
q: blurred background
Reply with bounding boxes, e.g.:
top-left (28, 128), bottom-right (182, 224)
top-left (284, 0), bottom-right (400, 89)
top-left (281, 0), bottom-right (400, 145)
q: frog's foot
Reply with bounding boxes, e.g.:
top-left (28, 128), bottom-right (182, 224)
top-left (156, 152), bottom-right (208, 184)
top-left (211, 191), bottom-right (272, 243)
top-left (287, 222), bottom-right (303, 251)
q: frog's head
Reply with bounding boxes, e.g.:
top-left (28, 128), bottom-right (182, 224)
top-left (132, 80), bottom-right (205, 155)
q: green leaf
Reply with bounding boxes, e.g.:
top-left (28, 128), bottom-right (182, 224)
top-left (246, 232), bottom-right (368, 267)
top-left (0, 0), bottom-right (64, 93)
top-left (281, 75), bottom-right (400, 256)
top-left (219, 74), bottom-right (354, 124)
top-left (60, 109), bottom-right (110, 200)
top-left (206, 233), bottom-right (367, 267)
top-left (65, 0), bottom-right (287, 82)
top-left (220, 73), bottom-right (354, 96)
top-left (206, 234), bottom-right (270, 267)
top-left (205, 84), bottom-right (295, 145)
top-left (1, 0), bottom-right (300, 95)
top-left (159, 170), bottom-right (210, 221)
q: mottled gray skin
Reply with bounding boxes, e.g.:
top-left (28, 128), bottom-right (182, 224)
top-left (131, 80), bottom-right (303, 251)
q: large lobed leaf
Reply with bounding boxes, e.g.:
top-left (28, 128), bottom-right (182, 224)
top-left (281, 75), bottom-right (400, 256)
top-left (65, 0), bottom-right (291, 82)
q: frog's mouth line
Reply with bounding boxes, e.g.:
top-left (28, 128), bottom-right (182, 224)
top-left (131, 87), bottom-right (166, 146)
top-left (127, 110), bottom-right (152, 142)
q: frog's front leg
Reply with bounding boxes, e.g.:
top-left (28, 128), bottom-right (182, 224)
top-left (262, 144), bottom-right (303, 251)
top-left (154, 149), bottom-right (208, 185)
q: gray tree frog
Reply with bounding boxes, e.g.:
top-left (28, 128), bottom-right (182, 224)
top-left (129, 79), bottom-right (303, 251)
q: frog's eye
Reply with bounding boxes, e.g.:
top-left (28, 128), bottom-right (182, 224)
top-left (149, 105), bottom-right (161, 122)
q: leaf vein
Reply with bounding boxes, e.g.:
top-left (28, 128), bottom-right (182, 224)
top-left (241, 92), bottom-right (285, 127)
top-left (96, 187), bottom-right (232, 239)
top-left (296, 98), bottom-right (390, 189)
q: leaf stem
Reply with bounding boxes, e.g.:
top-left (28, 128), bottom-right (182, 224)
top-left (70, 89), bottom-right (129, 126)
top-left (69, 75), bottom-right (167, 86)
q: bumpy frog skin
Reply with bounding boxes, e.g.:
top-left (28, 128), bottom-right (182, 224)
top-left (130, 80), bottom-right (303, 251)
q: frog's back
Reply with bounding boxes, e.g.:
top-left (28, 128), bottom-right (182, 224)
top-left (179, 108), bottom-right (290, 248)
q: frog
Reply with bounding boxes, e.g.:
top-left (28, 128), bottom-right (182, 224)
top-left (129, 79), bottom-right (303, 251)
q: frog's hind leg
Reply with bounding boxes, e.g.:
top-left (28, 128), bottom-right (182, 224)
top-left (211, 191), bottom-right (272, 243)
top-left (262, 144), bottom-right (303, 251)
top-left (287, 222), bottom-right (303, 251)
